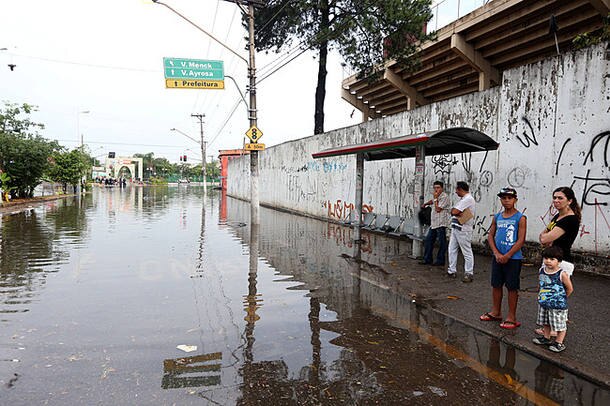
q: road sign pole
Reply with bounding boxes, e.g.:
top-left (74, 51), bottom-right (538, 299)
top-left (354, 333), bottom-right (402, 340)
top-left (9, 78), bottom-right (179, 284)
top-left (248, 2), bottom-right (259, 226)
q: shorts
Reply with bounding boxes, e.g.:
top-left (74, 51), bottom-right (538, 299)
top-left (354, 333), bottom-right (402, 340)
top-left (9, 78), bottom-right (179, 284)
top-left (491, 258), bottom-right (522, 290)
top-left (537, 306), bottom-right (568, 332)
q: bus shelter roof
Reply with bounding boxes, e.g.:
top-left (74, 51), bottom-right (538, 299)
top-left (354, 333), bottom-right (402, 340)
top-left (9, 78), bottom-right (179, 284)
top-left (312, 127), bottom-right (498, 161)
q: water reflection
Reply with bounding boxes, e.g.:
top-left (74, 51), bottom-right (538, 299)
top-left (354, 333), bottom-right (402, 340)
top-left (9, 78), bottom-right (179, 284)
top-left (224, 196), bottom-right (609, 405)
top-left (162, 352), bottom-right (222, 389)
top-left (0, 198), bottom-right (90, 320)
top-left (0, 189), bottom-right (607, 405)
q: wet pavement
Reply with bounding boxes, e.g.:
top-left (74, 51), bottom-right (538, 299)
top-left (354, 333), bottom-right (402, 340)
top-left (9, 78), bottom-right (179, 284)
top-left (0, 186), bottom-right (608, 405)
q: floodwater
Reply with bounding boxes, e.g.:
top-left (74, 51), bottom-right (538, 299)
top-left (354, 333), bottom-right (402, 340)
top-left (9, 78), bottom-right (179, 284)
top-left (0, 186), bottom-right (607, 405)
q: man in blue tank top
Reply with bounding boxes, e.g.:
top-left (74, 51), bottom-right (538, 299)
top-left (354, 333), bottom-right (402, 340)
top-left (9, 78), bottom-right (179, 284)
top-left (480, 187), bottom-right (527, 329)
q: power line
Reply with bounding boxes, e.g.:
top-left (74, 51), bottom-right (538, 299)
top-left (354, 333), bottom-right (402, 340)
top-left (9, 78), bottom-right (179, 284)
top-left (55, 139), bottom-right (189, 148)
top-left (207, 0), bottom-right (222, 56)
top-left (259, 47), bottom-right (308, 83)
top-left (207, 97), bottom-right (242, 148)
top-left (257, 0), bottom-right (292, 34)
top-left (7, 53), bottom-right (156, 73)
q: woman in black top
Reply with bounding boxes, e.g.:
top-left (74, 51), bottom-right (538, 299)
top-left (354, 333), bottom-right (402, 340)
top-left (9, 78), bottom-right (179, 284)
top-left (539, 186), bottom-right (581, 262)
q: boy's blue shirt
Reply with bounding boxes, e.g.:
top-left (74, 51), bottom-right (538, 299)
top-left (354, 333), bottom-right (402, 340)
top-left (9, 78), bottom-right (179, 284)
top-left (494, 210), bottom-right (524, 260)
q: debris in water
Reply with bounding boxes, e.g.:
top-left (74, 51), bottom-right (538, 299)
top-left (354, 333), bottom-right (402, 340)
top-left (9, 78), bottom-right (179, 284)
top-left (413, 391), bottom-right (424, 397)
top-left (176, 345), bottom-right (197, 353)
top-left (101, 367), bottom-right (116, 379)
top-left (428, 386), bottom-right (447, 397)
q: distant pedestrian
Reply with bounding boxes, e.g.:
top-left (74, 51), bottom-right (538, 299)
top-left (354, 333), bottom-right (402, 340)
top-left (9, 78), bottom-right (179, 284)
top-left (448, 181), bottom-right (476, 282)
top-left (480, 187), bottom-right (527, 329)
top-left (420, 181), bottom-right (451, 266)
top-left (532, 246), bottom-right (574, 353)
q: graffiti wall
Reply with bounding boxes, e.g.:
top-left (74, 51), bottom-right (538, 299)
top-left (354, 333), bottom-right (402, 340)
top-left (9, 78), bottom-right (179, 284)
top-left (229, 44), bottom-right (610, 256)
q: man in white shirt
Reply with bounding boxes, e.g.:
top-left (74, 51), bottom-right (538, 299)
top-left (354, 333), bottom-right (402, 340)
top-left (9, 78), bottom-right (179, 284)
top-left (448, 181), bottom-right (476, 282)
top-left (420, 181), bottom-right (451, 266)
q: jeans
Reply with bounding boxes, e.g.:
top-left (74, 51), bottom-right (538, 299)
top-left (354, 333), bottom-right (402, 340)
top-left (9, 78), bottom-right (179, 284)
top-left (448, 228), bottom-right (474, 275)
top-left (423, 226), bottom-right (447, 265)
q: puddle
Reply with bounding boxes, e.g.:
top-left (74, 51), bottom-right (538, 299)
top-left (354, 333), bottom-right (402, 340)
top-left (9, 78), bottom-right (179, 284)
top-left (0, 187), bottom-right (606, 405)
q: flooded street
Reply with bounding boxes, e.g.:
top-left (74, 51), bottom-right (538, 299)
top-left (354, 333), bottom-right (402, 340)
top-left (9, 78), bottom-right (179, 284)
top-left (1, 187), bottom-right (607, 405)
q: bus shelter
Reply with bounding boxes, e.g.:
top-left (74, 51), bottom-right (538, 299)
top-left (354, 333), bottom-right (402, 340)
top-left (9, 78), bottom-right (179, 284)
top-left (312, 127), bottom-right (499, 258)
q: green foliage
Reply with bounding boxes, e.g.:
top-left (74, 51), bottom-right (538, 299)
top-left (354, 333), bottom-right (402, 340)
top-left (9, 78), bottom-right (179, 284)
top-left (205, 161), bottom-right (220, 179)
top-left (253, 0), bottom-right (433, 132)
top-left (0, 102), bottom-right (59, 198)
top-left (573, 14), bottom-right (610, 49)
top-left (47, 148), bottom-right (90, 192)
top-left (149, 177), bottom-right (168, 185)
top-left (0, 172), bottom-right (15, 202)
top-left (0, 102), bottom-right (44, 134)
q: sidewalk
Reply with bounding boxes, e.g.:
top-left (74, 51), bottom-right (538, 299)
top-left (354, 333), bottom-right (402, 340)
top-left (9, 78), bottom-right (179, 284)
top-left (383, 247), bottom-right (610, 389)
top-left (0, 193), bottom-right (78, 215)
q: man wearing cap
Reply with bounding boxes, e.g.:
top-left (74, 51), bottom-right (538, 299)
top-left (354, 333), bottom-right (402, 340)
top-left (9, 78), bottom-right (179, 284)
top-left (448, 181), bottom-right (476, 282)
top-left (480, 187), bottom-right (527, 329)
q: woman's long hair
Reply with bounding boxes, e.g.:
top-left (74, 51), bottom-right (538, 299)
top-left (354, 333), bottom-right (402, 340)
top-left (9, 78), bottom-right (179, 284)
top-left (553, 186), bottom-right (582, 222)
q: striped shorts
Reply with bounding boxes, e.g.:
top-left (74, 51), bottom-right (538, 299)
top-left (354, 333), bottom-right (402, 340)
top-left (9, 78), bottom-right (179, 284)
top-left (537, 306), bottom-right (568, 332)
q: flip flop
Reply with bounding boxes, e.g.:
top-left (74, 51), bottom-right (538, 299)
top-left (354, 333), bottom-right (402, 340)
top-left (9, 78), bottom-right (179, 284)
top-left (500, 321), bottom-right (521, 329)
top-left (480, 312), bottom-right (502, 322)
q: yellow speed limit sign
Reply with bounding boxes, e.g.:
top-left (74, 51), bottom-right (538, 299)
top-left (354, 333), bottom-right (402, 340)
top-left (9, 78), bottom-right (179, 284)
top-left (245, 126), bottom-right (263, 142)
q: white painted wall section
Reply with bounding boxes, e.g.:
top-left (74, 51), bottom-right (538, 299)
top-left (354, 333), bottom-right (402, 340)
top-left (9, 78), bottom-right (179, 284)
top-left (229, 44), bottom-right (610, 256)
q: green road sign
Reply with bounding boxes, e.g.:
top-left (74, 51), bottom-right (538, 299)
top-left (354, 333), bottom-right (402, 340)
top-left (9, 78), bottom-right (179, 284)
top-left (163, 58), bottom-right (224, 81)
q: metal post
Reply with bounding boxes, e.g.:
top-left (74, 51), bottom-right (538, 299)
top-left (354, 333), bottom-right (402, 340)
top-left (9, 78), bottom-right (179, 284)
top-left (248, 3), bottom-right (259, 225)
top-left (191, 114), bottom-right (207, 193)
top-left (354, 153), bottom-right (364, 242)
top-left (411, 144), bottom-right (426, 258)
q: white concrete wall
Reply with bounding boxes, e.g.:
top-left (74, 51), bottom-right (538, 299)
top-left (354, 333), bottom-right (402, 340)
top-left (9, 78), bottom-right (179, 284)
top-left (229, 44), bottom-right (610, 256)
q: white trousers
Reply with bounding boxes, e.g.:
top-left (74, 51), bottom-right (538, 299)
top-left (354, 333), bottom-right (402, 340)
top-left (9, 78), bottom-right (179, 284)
top-left (448, 228), bottom-right (474, 275)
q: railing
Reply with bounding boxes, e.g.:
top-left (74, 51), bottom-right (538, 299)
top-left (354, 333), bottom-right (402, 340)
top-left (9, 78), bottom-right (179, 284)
top-left (341, 0), bottom-right (493, 79)
top-left (428, 0), bottom-right (492, 33)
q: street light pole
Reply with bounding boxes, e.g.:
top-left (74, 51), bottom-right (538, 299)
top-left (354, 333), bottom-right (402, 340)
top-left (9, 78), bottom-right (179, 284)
top-left (77, 110), bottom-right (90, 149)
top-left (191, 114), bottom-right (207, 194)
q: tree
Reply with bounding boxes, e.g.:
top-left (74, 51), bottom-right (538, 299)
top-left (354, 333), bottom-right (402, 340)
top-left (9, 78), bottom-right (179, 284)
top-left (0, 103), bottom-right (59, 198)
top-left (133, 152), bottom-right (155, 180)
top-left (254, 0), bottom-right (433, 134)
top-left (153, 157), bottom-right (173, 177)
top-left (47, 148), bottom-right (90, 193)
top-left (205, 161), bottom-right (220, 180)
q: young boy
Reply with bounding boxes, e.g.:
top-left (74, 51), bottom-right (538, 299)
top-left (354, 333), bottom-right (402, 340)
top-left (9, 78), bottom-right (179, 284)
top-left (480, 187), bottom-right (527, 329)
top-left (533, 246), bottom-right (574, 352)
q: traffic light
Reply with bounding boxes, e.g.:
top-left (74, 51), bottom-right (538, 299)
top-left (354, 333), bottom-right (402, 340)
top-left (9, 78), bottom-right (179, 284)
top-left (179, 155), bottom-right (182, 162)
top-left (184, 155), bottom-right (187, 162)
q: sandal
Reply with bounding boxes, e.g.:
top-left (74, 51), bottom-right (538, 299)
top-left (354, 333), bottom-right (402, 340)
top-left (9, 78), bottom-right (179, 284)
top-left (500, 320), bottom-right (521, 329)
top-left (480, 312), bottom-right (502, 322)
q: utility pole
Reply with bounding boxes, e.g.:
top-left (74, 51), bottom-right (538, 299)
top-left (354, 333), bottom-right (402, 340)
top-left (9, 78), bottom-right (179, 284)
top-left (247, 1), bottom-right (259, 226)
top-left (153, 0), bottom-right (261, 223)
top-left (191, 113), bottom-right (207, 194)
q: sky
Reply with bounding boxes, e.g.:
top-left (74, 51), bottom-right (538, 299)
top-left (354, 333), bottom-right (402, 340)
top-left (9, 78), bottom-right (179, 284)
top-left (0, 0), bottom-right (481, 164)
top-left (0, 0), bottom-right (361, 163)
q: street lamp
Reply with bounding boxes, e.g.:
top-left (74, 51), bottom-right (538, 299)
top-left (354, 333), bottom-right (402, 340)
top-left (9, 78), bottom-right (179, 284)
top-left (170, 127), bottom-right (206, 192)
top-left (77, 110), bottom-right (90, 148)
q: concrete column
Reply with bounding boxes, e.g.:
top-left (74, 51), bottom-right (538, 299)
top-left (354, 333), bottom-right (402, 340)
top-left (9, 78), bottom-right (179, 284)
top-left (353, 153), bottom-right (364, 242)
top-left (411, 144), bottom-right (426, 258)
